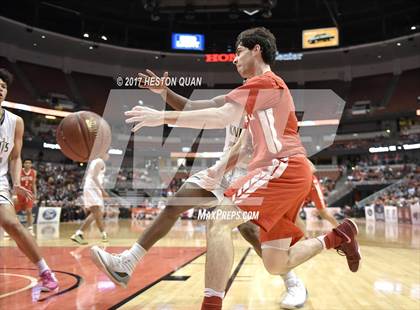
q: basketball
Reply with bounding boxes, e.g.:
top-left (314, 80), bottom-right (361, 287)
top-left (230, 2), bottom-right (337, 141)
top-left (56, 111), bottom-right (111, 162)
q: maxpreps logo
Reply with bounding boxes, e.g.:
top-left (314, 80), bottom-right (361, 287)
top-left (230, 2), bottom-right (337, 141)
top-left (42, 209), bottom-right (57, 221)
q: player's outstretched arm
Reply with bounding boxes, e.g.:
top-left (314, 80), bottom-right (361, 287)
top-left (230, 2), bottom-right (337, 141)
top-left (10, 117), bottom-right (33, 200)
top-left (138, 69), bottom-right (225, 111)
top-left (125, 101), bottom-right (244, 131)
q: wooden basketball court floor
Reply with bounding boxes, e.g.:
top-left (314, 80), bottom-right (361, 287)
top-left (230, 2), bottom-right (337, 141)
top-left (1, 218), bottom-right (419, 309)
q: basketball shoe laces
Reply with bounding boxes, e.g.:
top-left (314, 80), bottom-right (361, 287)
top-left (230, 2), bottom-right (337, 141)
top-left (107, 250), bottom-right (136, 275)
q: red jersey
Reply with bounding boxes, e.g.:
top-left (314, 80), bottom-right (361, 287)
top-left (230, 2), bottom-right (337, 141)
top-left (226, 71), bottom-right (306, 171)
top-left (20, 168), bottom-right (36, 192)
top-left (305, 175), bottom-right (326, 210)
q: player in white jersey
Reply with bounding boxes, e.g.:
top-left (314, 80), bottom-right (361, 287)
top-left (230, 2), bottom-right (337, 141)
top-left (71, 152), bottom-right (109, 244)
top-left (0, 68), bottom-right (58, 292)
top-left (90, 70), bottom-right (307, 308)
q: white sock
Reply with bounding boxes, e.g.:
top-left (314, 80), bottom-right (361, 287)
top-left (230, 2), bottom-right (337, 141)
top-left (36, 259), bottom-right (50, 275)
top-left (281, 271), bottom-right (297, 282)
top-left (76, 230), bottom-right (83, 236)
top-left (123, 243), bottom-right (146, 263)
top-left (102, 231), bottom-right (107, 237)
top-left (204, 288), bottom-right (225, 299)
top-left (316, 235), bottom-right (326, 249)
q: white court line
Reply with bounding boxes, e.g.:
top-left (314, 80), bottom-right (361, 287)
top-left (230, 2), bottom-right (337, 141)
top-left (0, 273), bottom-right (38, 299)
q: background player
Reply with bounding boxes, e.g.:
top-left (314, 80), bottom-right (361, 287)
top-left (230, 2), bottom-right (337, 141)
top-left (0, 68), bottom-right (58, 292)
top-left (71, 152), bottom-right (109, 244)
top-left (14, 159), bottom-right (37, 235)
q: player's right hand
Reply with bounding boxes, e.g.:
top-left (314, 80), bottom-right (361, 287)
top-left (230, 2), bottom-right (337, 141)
top-left (138, 69), bottom-right (169, 94)
top-left (13, 185), bottom-right (34, 201)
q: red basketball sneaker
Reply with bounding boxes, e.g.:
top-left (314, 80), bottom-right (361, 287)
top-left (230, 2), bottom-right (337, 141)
top-left (335, 219), bottom-right (361, 272)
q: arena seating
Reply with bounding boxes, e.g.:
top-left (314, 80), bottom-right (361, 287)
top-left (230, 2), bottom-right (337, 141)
top-left (18, 61), bottom-right (73, 101)
top-left (388, 68), bottom-right (420, 113)
top-left (0, 57), bottom-right (35, 105)
top-left (71, 71), bottom-right (115, 114)
top-left (347, 73), bottom-right (393, 107)
top-left (370, 174), bottom-right (419, 208)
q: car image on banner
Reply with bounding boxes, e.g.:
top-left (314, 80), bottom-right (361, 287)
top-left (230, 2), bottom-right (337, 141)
top-left (302, 27), bottom-right (339, 49)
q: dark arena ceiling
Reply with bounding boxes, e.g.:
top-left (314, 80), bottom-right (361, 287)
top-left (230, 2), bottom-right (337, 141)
top-left (1, 0), bottom-right (419, 52)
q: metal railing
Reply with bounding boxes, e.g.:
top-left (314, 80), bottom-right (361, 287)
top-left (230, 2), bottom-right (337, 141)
top-left (355, 179), bottom-right (405, 209)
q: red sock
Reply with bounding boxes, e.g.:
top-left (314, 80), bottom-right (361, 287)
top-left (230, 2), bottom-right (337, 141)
top-left (324, 231), bottom-right (344, 249)
top-left (201, 296), bottom-right (222, 310)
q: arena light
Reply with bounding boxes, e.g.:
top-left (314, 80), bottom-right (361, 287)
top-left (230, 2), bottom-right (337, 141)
top-left (2, 100), bottom-right (71, 117)
top-left (243, 9), bottom-right (259, 16)
top-left (108, 148), bottom-right (123, 155)
top-left (298, 119), bottom-right (340, 126)
top-left (416, 109), bottom-right (420, 116)
top-left (83, 33), bottom-right (89, 38)
top-left (101, 35), bottom-right (107, 41)
top-left (275, 52), bottom-right (303, 61)
top-left (403, 143), bottom-right (420, 150)
top-left (172, 33), bottom-right (205, 51)
top-left (369, 143), bottom-right (420, 153)
top-left (43, 142), bottom-right (61, 150)
top-left (171, 152), bottom-right (223, 158)
top-left (45, 115), bottom-right (56, 120)
top-left (369, 146), bottom-right (389, 153)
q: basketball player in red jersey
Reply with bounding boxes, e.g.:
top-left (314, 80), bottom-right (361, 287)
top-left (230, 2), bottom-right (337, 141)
top-left (92, 28), bottom-right (360, 309)
top-left (0, 68), bottom-right (58, 292)
top-left (15, 159), bottom-right (37, 235)
top-left (91, 67), bottom-right (308, 307)
top-left (122, 27), bottom-right (360, 310)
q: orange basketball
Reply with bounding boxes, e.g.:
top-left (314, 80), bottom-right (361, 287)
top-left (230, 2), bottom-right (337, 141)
top-left (56, 111), bottom-right (111, 162)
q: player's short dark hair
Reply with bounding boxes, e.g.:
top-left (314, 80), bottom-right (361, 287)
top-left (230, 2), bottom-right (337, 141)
top-left (0, 68), bottom-right (13, 87)
top-left (24, 158), bottom-right (32, 163)
top-left (235, 27), bottom-right (277, 65)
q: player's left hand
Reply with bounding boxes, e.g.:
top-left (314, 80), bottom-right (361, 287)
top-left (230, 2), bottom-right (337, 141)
top-left (13, 185), bottom-right (34, 201)
top-left (125, 106), bottom-right (164, 132)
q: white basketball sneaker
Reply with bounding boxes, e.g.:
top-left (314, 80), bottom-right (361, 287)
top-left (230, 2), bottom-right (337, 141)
top-left (90, 246), bottom-right (136, 288)
top-left (280, 277), bottom-right (308, 309)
